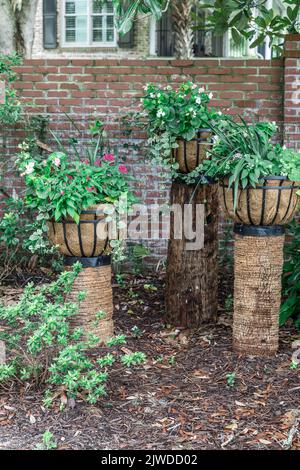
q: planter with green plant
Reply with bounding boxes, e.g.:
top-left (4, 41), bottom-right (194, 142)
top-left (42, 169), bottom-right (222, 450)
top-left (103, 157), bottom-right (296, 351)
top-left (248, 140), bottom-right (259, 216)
top-left (204, 118), bottom-right (300, 356)
top-left (139, 81), bottom-right (221, 175)
top-left (16, 122), bottom-right (136, 262)
top-left (16, 122), bottom-right (136, 344)
top-left (204, 118), bottom-right (300, 225)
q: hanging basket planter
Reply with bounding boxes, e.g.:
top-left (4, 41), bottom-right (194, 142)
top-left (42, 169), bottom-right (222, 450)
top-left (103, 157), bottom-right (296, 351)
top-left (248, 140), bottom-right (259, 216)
top-left (172, 128), bottom-right (212, 173)
top-left (47, 205), bottom-right (111, 258)
top-left (220, 176), bottom-right (300, 225)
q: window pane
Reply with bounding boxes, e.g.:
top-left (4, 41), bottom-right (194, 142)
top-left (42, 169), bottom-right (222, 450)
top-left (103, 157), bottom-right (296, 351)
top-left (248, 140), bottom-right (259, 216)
top-left (65, 1), bottom-right (75, 14)
top-left (93, 0), bottom-right (103, 14)
top-left (93, 16), bottom-right (102, 28)
top-left (66, 16), bottom-right (76, 28)
top-left (66, 30), bottom-right (76, 42)
top-left (107, 15), bottom-right (114, 28)
top-left (76, 16), bottom-right (87, 42)
top-left (106, 1), bottom-right (113, 13)
top-left (66, 0), bottom-right (87, 14)
top-left (93, 30), bottom-right (103, 41)
top-left (106, 29), bottom-right (114, 42)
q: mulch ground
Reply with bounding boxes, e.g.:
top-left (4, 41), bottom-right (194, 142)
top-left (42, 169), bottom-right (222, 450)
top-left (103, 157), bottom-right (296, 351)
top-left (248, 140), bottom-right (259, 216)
top-left (0, 271), bottom-right (300, 450)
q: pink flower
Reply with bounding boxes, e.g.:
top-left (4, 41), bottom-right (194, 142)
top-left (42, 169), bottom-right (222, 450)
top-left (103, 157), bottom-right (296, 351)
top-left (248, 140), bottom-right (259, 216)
top-left (83, 159), bottom-right (89, 165)
top-left (87, 186), bottom-right (95, 192)
top-left (118, 165), bottom-right (128, 174)
top-left (103, 154), bottom-right (114, 162)
top-left (94, 158), bottom-right (102, 167)
top-left (67, 174), bottom-right (73, 180)
top-left (86, 176), bottom-right (91, 181)
top-left (61, 190), bottom-right (65, 196)
top-left (53, 157), bottom-right (61, 167)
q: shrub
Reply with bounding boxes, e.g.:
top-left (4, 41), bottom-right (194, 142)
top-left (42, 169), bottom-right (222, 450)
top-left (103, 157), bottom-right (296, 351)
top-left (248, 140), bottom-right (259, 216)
top-left (0, 263), bottom-right (146, 405)
top-left (281, 219), bottom-right (300, 327)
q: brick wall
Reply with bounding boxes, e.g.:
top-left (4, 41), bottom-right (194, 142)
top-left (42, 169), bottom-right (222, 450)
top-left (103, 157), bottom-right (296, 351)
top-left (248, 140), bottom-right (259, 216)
top-left (1, 51), bottom-right (299, 266)
top-left (284, 34), bottom-right (300, 150)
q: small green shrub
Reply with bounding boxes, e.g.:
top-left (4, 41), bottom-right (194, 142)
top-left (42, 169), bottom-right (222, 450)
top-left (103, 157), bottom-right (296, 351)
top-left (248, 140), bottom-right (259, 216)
top-left (281, 219), bottom-right (300, 326)
top-left (0, 263), bottom-right (146, 406)
top-left (35, 431), bottom-right (57, 450)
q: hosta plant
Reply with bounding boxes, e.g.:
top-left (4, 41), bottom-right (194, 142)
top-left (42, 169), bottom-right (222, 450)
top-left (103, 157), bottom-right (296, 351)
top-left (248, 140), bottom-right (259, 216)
top-left (0, 263), bottom-right (146, 406)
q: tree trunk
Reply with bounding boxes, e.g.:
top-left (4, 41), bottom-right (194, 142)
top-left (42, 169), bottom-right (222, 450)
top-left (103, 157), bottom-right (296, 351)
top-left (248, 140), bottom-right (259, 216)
top-left (0, 0), bottom-right (38, 57)
top-left (233, 230), bottom-right (284, 356)
top-left (172, 0), bottom-right (195, 59)
top-left (165, 181), bottom-right (219, 328)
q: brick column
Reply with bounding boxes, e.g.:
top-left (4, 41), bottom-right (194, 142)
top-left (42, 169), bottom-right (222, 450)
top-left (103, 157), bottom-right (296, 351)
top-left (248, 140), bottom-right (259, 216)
top-left (284, 34), bottom-right (300, 149)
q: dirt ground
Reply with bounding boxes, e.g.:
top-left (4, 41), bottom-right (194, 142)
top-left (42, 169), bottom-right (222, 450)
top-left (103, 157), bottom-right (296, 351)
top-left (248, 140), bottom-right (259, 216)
top-left (0, 272), bottom-right (300, 450)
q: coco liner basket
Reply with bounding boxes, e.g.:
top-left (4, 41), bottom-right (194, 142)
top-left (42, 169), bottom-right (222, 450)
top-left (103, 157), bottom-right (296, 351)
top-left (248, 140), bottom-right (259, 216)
top-left (47, 205), bottom-right (111, 257)
top-left (220, 176), bottom-right (300, 225)
top-left (172, 128), bottom-right (212, 173)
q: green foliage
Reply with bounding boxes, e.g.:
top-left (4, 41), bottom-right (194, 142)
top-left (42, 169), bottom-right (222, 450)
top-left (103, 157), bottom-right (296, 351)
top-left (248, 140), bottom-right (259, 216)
top-left (121, 352), bottom-right (146, 367)
top-left (0, 53), bottom-right (23, 125)
top-left (0, 194), bottom-right (61, 282)
top-left (0, 265), bottom-right (146, 406)
top-left (35, 431), bottom-right (57, 450)
top-left (226, 372), bottom-right (236, 388)
top-left (204, 117), bottom-right (300, 210)
top-left (137, 81), bottom-right (222, 178)
top-left (200, 0), bottom-right (300, 56)
top-left (16, 138), bottom-right (135, 225)
top-left (111, 0), bottom-right (167, 34)
top-left (281, 219), bottom-right (300, 327)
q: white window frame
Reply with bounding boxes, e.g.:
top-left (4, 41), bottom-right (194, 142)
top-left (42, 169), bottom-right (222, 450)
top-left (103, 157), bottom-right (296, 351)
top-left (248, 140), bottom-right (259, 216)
top-left (61, 0), bottom-right (117, 48)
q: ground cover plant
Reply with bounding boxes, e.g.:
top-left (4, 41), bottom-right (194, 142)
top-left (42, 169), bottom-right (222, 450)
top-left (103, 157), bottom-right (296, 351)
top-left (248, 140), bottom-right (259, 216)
top-left (0, 263), bottom-right (146, 407)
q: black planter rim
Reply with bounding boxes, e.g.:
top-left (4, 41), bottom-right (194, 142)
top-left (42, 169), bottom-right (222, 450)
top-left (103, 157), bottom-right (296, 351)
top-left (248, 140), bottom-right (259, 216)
top-left (220, 175), bottom-right (300, 190)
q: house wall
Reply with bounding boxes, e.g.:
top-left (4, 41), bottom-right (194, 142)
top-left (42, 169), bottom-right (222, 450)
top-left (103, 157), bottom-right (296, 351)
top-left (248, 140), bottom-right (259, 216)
top-left (3, 37), bottom-right (300, 266)
top-left (31, 0), bottom-right (151, 59)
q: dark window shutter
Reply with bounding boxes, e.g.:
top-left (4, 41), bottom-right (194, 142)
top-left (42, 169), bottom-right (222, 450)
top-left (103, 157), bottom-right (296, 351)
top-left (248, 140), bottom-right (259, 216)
top-left (118, 25), bottom-right (135, 48)
top-left (43, 0), bottom-right (57, 49)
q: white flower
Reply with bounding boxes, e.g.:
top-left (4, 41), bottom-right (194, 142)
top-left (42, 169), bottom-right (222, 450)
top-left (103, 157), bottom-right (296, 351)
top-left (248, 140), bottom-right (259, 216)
top-left (217, 111), bottom-right (222, 116)
top-left (191, 84), bottom-right (197, 89)
top-left (199, 87), bottom-right (205, 93)
top-left (282, 144), bottom-right (287, 150)
top-left (53, 157), bottom-right (61, 167)
top-left (157, 93), bottom-right (161, 98)
top-left (208, 92), bottom-right (213, 99)
top-left (143, 84), bottom-right (149, 91)
top-left (21, 161), bottom-right (35, 176)
top-left (157, 109), bottom-right (166, 118)
top-left (150, 93), bottom-right (156, 98)
top-left (195, 96), bottom-right (201, 105)
top-left (164, 85), bottom-right (172, 91)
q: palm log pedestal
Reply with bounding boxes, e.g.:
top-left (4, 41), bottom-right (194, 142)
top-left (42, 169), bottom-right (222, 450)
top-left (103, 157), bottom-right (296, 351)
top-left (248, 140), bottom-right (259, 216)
top-left (65, 256), bottom-right (114, 345)
top-left (233, 224), bottom-right (285, 356)
top-left (165, 180), bottom-right (219, 328)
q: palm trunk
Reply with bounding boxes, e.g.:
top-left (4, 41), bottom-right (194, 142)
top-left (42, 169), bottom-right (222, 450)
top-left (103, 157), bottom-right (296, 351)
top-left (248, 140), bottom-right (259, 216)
top-left (165, 181), bottom-right (219, 328)
top-left (172, 0), bottom-right (195, 59)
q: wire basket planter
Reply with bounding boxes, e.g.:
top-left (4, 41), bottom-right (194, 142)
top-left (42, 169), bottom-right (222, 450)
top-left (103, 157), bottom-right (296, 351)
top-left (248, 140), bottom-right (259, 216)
top-left (47, 206), bottom-right (111, 259)
top-left (172, 128), bottom-right (212, 173)
top-left (220, 176), bottom-right (300, 225)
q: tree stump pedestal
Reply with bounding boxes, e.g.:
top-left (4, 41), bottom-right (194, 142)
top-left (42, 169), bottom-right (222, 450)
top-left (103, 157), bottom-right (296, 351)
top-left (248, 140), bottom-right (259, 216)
top-left (233, 224), bottom-right (285, 356)
top-left (65, 256), bottom-right (114, 345)
top-left (165, 180), bottom-right (219, 328)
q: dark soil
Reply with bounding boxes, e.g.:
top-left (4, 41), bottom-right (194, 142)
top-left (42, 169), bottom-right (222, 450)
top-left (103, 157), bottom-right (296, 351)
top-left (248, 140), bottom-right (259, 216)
top-left (0, 271), bottom-right (300, 450)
